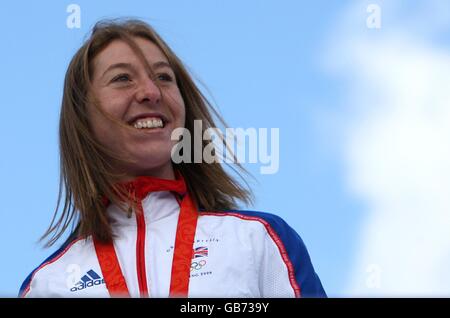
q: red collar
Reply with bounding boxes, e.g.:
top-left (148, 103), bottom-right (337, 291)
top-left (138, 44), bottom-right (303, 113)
top-left (102, 171), bottom-right (187, 206)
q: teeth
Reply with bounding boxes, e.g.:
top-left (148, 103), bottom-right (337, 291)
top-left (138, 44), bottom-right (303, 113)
top-left (133, 117), bottom-right (164, 129)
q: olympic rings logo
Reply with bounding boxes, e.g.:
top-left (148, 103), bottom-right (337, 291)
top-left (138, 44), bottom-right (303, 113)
top-left (191, 259), bottom-right (207, 271)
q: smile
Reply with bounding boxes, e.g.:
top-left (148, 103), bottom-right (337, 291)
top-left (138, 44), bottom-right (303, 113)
top-left (131, 117), bottom-right (165, 129)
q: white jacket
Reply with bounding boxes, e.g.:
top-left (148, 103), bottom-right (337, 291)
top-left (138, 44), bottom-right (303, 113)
top-left (20, 190), bottom-right (325, 298)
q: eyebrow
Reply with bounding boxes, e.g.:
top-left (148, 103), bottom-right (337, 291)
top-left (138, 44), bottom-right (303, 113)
top-left (101, 61), bottom-right (173, 79)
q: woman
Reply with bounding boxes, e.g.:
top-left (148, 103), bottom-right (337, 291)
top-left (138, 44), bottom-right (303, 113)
top-left (19, 19), bottom-right (326, 298)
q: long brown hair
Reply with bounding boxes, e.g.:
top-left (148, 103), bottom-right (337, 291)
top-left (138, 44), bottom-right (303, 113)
top-left (41, 19), bottom-right (253, 247)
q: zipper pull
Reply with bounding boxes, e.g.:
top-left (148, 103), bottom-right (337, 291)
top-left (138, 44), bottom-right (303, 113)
top-left (127, 204), bottom-right (133, 218)
top-left (127, 187), bottom-right (136, 218)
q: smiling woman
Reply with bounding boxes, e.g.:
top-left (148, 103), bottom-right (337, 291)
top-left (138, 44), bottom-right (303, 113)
top-left (89, 36), bottom-right (186, 181)
top-left (18, 18), bottom-right (326, 298)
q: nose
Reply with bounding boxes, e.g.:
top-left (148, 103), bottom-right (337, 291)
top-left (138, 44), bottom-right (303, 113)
top-left (135, 77), bottom-right (161, 105)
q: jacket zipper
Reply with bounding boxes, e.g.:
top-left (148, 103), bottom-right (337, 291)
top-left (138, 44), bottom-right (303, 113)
top-left (135, 200), bottom-right (149, 297)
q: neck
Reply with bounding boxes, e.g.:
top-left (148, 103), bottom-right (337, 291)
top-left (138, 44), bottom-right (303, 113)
top-left (120, 163), bottom-right (176, 182)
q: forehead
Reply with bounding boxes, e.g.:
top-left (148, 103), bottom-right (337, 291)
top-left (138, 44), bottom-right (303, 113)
top-left (92, 37), bottom-right (169, 75)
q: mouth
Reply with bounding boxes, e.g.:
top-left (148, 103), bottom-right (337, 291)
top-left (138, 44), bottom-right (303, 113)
top-left (127, 113), bottom-right (168, 130)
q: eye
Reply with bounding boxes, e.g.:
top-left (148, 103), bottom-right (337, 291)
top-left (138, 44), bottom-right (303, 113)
top-left (156, 73), bottom-right (174, 82)
top-left (111, 73), bottom-right (131, 83)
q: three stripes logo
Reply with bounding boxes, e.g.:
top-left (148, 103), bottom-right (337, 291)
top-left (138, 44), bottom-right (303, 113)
top-left (70, 269), bottom-right (105, 292)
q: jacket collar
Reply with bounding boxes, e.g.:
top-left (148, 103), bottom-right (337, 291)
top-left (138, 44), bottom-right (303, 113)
top-left (102, 170), bottom-right (187, 206)
top-left (117, 170), bottom-right (187, 201)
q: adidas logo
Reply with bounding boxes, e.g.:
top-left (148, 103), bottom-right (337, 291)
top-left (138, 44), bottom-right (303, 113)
top-left (70, 269), bottom-right (105, 292)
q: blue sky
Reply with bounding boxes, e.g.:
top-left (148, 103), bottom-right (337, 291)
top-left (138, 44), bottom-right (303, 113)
top-left (1, 1), bottom-right (449, 297)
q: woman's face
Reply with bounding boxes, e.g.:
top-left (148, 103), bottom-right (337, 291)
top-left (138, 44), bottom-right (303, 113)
top-left (89, 37), bottom-right (185, 180)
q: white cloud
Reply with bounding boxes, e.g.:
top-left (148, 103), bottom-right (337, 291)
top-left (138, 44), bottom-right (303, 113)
top-left (323, 1), bottom-right (450, 296)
